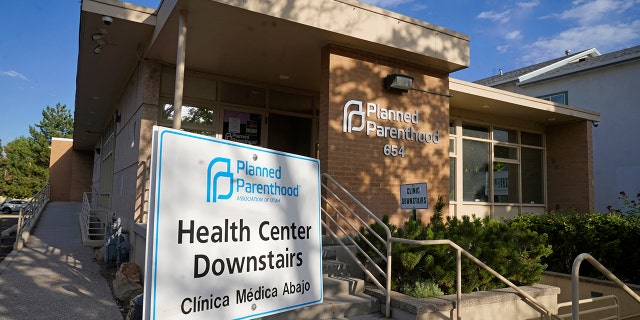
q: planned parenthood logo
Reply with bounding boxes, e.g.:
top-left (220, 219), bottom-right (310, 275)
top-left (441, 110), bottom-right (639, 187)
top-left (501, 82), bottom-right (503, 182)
top-left (343, 100), bottom-right (365, 133)
top-left (206, 156), bottom-right (301, 204)
top-left (207, 157), bottom-right (234, 203)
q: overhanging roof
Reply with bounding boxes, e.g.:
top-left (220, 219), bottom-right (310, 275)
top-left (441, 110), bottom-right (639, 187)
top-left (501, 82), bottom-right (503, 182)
top-left (74, 0), bottom-right (470, 150)
top-left (449, 78), bottom-right (600, 125)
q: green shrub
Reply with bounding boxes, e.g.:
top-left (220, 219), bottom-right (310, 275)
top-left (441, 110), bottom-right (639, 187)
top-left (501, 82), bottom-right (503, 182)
top-left (401, 280), bottom-right (444, 298)
top-left (506, 211), bottom-right (640, 283)
top-left (356, 208), bottom-right (552, 295)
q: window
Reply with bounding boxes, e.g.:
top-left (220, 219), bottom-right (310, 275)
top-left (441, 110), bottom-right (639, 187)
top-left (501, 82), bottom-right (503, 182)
top-left (451, 121), bottom-right (545, 206)
top-left (522, 147), bottom-right (544, 204)
top-left (160, 103), bottom-right (217, 136)
top-left (462, 139), bottom-right (489, 202)
top-left (538, 92), bottom-right (567, 105)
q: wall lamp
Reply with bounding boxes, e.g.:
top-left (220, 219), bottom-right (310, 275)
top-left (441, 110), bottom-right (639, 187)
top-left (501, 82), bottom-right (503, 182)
top-left (384, 73), bottom-right (453, 97)
top-left (384, 74), bottom-right (413, 92)
top-left (91, 33), bottom-right (104, 41)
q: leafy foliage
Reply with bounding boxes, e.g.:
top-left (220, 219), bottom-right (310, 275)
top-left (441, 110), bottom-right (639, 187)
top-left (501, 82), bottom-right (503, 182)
top-left (607, 191), bottom-right (640, 216)
top-left (0, 103), bottom-right (73, 198)
top-left (0, 137), bottom-right (47, 198)
top-left (356, 201), bottom-right (551, 297)
top-left (401, 280), bottom-right (444, 298)
top-left (506, 212), bottom-right (640, 284)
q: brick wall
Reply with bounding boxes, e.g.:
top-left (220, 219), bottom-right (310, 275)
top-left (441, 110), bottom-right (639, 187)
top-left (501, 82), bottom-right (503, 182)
top-left (49, 138), bottom-right (93, 201)
top-left (546, 120), bottom-right (594, 213)
top-left (320, 44), bottom-right (450, 226)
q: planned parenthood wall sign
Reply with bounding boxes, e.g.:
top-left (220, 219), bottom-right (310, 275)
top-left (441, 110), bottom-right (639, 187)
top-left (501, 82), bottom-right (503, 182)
top-left (143, 126), bottom-right (322, 320)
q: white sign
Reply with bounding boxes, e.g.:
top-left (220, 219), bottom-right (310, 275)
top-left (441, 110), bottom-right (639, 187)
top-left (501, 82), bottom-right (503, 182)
top-left (143, 126), bottom-right (323, 320)
top-left (400, 183), bottom-right (428, 209)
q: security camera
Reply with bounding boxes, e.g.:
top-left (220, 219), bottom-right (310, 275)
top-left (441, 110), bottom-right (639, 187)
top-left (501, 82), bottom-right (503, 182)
top-left (102, 16), bottom-right (113, 26)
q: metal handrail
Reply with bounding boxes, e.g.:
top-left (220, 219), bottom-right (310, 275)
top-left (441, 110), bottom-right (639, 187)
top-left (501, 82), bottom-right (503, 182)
top-left (320, 173), bottom-right (560, 319)
top-left (571, 253), bottom-right (640, 320)
top-left (14, 182), bottom-right (50, 250)
top-left (558, 295), bottom-right (619, 319)
top-left (321, 173), bottom-right (392, 317)
top-left (388, 237), bottom-right (561, 320)
top-left (81, 192), bottom-right (110, 242)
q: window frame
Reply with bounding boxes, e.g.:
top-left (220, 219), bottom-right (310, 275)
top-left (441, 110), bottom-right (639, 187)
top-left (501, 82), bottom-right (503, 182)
top-left (537, 91), bottom-right (568, 105)
top-left (450, 119), bottom-right (546, 212)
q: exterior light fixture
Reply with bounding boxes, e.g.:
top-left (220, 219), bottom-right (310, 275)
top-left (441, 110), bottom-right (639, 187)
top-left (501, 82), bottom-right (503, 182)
top-left (93, 45), bottom-right (102, 54)
top-left (91, 33), bottom-right (104, 41)
top-left (384, 74), bottom-right (413, 92)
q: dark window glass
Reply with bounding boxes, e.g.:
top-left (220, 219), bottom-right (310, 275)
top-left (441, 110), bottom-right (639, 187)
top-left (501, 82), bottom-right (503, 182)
top-left (522, 147), bottom-right (544, 204)
top-left (463, 140), bottom-right (489, 202)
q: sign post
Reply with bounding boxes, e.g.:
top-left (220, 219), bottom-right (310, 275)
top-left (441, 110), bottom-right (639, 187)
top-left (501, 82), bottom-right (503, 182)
top-left (143, 126), bottom-right (322, 319)
top-left (400, 183), bottom-right (428, 220)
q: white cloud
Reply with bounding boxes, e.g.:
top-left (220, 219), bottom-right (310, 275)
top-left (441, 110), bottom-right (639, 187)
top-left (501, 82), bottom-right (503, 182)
top-left (412, 4), bottom-right (427, 11)
top-left (477, 10), bottom-right (512, 23)
top-left (518, 0), bottom-right (540, 9)
top-left (497, 45), bottom-right (511, 53)
top-left (560, 0), bottom-right (638, 25)
top-left (521, 20), bottom-right (640, 64)
top-left (505, 30), bottom-right (523, 40)
top-left (1, 70), bottom-right (28, 81)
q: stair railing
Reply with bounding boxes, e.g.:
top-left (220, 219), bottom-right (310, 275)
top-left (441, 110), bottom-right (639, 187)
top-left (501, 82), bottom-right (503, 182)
top-left (570, 253), bottom-right (640, 320)
top-left (321, 173), bottom-right (392, 316)
top-left (14, 182), bottom-right (50, 250)
top-left (321, 173), bottom-right (561, 320)
top-left (81, 192), bottom-right (110, 242)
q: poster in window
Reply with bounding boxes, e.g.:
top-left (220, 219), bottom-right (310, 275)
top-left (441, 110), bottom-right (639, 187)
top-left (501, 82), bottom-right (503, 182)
top-left (223, 110), bottom-right (262, 145)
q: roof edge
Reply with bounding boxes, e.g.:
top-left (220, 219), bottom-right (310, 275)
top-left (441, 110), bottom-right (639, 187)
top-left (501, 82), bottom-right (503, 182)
top-left (518, 48), bottom-right (601, 83)
top-left (450, 78), bottom-right (601, 122)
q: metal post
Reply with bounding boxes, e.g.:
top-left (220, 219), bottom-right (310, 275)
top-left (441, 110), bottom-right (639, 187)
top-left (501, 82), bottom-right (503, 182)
top-left (386, 242), bottom-right (392, 318)
top-left (173, 9), bottom-right (188, 130)
top-left (571, 256), bottom-right (582, 320)
top-left (14, 208), bottom-right (24, 250)
top-left (456, 248), bottom-right (462, 320)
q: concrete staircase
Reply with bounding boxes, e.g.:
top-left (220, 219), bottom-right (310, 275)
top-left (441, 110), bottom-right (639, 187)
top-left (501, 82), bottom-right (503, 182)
top-left (263, 245), bottom-right (383, 320)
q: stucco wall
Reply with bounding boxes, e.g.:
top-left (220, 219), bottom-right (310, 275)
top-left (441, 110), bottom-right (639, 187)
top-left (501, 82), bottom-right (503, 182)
top-left (104, 60), bottom-right (160, 266)
top-left (495, 61), bottom-right (640, 212)
top-left (320, 44), bottom-right (450, 226)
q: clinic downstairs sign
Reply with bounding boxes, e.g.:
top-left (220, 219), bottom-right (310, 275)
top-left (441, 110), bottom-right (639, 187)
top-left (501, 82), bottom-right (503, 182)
top-left (143, 126), bottom-right (322, 320)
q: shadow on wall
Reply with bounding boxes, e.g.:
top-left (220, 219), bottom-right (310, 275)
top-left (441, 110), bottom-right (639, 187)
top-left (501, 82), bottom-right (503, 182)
top-left (325, 48), bottom-right (451, 227)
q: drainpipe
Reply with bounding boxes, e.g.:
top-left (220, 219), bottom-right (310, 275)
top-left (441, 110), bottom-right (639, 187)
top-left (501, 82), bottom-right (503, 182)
top-left (173, 9), bottom-right (188, 130)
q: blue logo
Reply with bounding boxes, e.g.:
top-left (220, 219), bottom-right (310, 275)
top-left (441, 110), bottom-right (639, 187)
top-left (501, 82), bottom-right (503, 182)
top-left (207, 157), bottom-right (233, 202)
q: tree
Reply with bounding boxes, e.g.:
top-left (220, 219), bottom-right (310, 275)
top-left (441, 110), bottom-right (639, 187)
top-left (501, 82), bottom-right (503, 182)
top-left (28, 103), bottom-right (74, 168)
top-left (0, 137), bottom-right (46, 198)
top-left (0, 103), bottom-right (73, 198)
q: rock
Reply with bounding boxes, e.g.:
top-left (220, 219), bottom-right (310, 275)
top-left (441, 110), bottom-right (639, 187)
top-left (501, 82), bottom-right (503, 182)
top-left (95, 247), bottom-right (105, 264)
top-left (119, 262), bottom-right (141, 284)
top-left (113, 263), bottom-right (143, 303)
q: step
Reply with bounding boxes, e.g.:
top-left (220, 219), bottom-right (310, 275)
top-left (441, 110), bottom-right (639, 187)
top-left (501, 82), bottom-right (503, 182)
top-left (323, 260), bottom-right (351, 277)
top-left (323, 275), bottom-right (365, 297)
top-left (263, 293), bottom-right (380, 320)
top-left (262, 275), bottom-right (380, 320)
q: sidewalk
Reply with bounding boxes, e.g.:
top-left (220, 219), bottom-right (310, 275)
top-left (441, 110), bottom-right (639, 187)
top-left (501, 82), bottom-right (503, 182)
top-left (0, 202), bottom-right (123, 320)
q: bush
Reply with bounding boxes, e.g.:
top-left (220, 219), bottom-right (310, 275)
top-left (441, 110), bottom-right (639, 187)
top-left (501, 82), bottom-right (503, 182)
top-left (506, 211), bottom-right (640, 283)
top-left (401, 280), bottom-right (444, 298)
top-left (356, 209), bottom-right (552, 296)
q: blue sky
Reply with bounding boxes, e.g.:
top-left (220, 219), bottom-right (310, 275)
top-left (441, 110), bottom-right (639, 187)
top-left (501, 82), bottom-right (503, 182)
top-left (1, 0), bottom-right (639, 146)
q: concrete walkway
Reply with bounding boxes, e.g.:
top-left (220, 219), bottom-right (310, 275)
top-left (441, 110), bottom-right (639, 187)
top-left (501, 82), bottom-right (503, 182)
top-left (0, 202), bottom-right (123, 320)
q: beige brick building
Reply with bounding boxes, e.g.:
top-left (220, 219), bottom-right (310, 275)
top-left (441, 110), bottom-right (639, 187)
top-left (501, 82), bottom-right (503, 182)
top-left (58, 0), bottom-right (599, 271)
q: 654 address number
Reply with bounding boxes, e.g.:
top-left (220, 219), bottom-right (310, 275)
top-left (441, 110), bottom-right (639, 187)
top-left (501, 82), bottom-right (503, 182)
top-left (383, 144), bottom-right (405, 157)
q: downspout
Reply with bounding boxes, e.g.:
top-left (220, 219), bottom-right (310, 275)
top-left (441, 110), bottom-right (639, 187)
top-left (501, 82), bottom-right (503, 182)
top-left (173, 9), bottom-right (188, 129)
